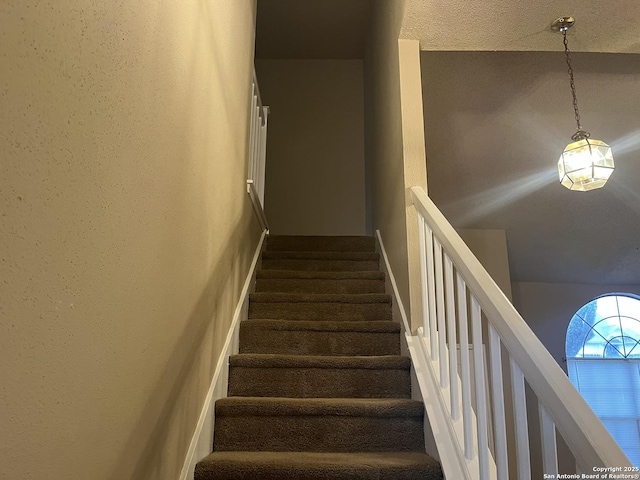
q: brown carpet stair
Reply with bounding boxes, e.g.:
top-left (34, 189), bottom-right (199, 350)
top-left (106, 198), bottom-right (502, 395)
top-left (196, 235), bottom-right (442, 480)
top-left (213, 397), bottom-right (425, 452)
top-left (228, 354), bottom-right (411, 398)
top-left (249, 292), bottom-right (392, 321)
top-left (196, 452), bottom-right (442, 480)
top-left (239, 319), bottom-right (402, 356)
top-left (265, 234), bottom-right (376, 252)
top-left (256, 270), bottom-right (386, 294)
top-left (261, 251), bottom-right (381, 272)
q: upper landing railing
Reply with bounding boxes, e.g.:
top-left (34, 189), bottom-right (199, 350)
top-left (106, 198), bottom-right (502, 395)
top-left (247, 68), bottom-right (269, 232)
top-left (408, 186), bottom-right (631, 479)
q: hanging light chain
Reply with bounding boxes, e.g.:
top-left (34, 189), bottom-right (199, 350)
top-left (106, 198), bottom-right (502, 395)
top-left (554, 16), bottom-right (614, 192)
top-left (562, 30), bottom-right (584, 132)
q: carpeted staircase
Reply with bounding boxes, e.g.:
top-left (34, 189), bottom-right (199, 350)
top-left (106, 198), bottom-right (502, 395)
top-left (195, 235), bottom-right (443, 479)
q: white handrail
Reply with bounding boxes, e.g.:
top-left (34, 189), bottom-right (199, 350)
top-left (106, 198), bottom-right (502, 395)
top-left (247, 67), bottom-right (269, 232)
top-left (408, 186), bottom-right (631, 478)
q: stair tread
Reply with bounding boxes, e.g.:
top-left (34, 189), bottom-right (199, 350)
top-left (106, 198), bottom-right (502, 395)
top-left (229, 354), bottom-right (410, 369)
top-left (196, 451), bottom-right (443, 479)
top-left (256, 270), bottom-right (385, 280)
top-left (216, 397), bottom-right (423, 417)
top-left (250, 292), bottom-right (391, 304)
top-left (256, 278), bottom-right (386, 294)
top-left (262, 251), bottom-right (379, 261)
top-left (228, 354), bottom-right (411, 399)
top-left (241, 319), bottom-right (400, 332)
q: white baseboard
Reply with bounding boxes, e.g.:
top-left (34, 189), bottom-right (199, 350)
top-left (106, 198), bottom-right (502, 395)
top-left (375, 230), bottom-right (411, 335)
top-left (178, 230), bottom-right (267, 480)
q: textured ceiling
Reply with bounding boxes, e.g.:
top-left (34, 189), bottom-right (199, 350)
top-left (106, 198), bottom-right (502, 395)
top-left (257, 0), bottom-right (640, 58)
top-left (402, 0), bottom-right (640, 53)
top-left (256, 0), bottom-right (640, 284)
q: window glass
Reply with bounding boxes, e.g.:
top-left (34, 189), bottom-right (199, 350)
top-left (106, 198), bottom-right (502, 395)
top-left (568, 294), bottom-right (640, 359)
top-left (566, 294), bottom-right (640, 467)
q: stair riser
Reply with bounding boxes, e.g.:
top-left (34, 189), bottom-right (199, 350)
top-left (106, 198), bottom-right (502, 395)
top-left (196, 467), bottom-right (432, 480)
top-left (266, 236), bottom-right (376, 252)
top-left (262, 259), bottom-right (379, 271)
top-left (249, 302), bottom-right (392, 321)
top-left (256, 278), bottom-right (386, 294)
top-left (196, 460), bottom-right (437, 480)
top-left (196, 452), bottom-right (443, 480)
top-left (213, 415), bottom-right (424, 452)
top-left (228, 367), bottom-right (411, 398)
top-left (239, 328), bottom-right (400, 356)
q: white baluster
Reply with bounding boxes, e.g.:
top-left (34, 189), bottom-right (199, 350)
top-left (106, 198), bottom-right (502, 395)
top-left (434, 238), bottom-right (448, 388)
top-left (258, 110), bottom-right (268, 205)
top-left (251, 98), bottom-right (258, 180)
top-left (489, 325), bottom-right (508, 480)
top-left (456, 274), bottom-right (474, 460)
top-left (248, 87), bottom-right (258, 183)
top-left (418, 215), bottom-right (429, 337)
top-left (471, 295), bottom-right (489, 480)
top-left (511, 359), bottom-right (531, 480)
top-left (253, 104), bottom-right (260, 181)
top-left (539, 403), bottom-right (558, 476)
top-left (426, 226), bottom-right (438, 359)
top-left (445, 254), bottom-right (459, 420)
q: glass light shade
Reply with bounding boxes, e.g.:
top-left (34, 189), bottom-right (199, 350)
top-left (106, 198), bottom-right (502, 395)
top-left (558, 137), bottom-right (614, 191)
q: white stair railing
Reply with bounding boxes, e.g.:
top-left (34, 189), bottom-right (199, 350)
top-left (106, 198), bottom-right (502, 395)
top-left (247, 68), bottom-right (269, 232)
top-left (408, 186), bottom-right (632, 479)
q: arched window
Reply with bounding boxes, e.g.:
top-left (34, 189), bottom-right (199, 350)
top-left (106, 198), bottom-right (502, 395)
top-left (566, 294), bottom-right (640, 466)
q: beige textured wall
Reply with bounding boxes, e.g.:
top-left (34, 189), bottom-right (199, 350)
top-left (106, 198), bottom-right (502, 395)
top-left (255, 60), bottom-right (367, 236)
top-left (364, 0), bottom-right (410, 314)
top-left (458, 229), bottom-right (513, 300)
top-left (0, 1), bottom-right (260, 479)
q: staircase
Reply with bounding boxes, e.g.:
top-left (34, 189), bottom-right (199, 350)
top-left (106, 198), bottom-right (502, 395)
top-left (195, 235), bottom-right (443, 479)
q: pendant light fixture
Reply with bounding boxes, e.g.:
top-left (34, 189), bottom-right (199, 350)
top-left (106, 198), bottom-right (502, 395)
top-left (553, 16), bottom-right (614, 191)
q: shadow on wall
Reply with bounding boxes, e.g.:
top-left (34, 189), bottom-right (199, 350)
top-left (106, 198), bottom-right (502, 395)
top-left (109, 211), bottom-right (260, 480)
top-left (255, 59), bottom-right (367, 236)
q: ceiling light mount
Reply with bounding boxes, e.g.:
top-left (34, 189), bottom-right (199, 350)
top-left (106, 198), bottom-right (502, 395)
top-left (553, 16), bottom-right (614, 191)
top-left (571, 130), bottom-right (590, 142)
top-left (552, 16), bottom-right (575, 32)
